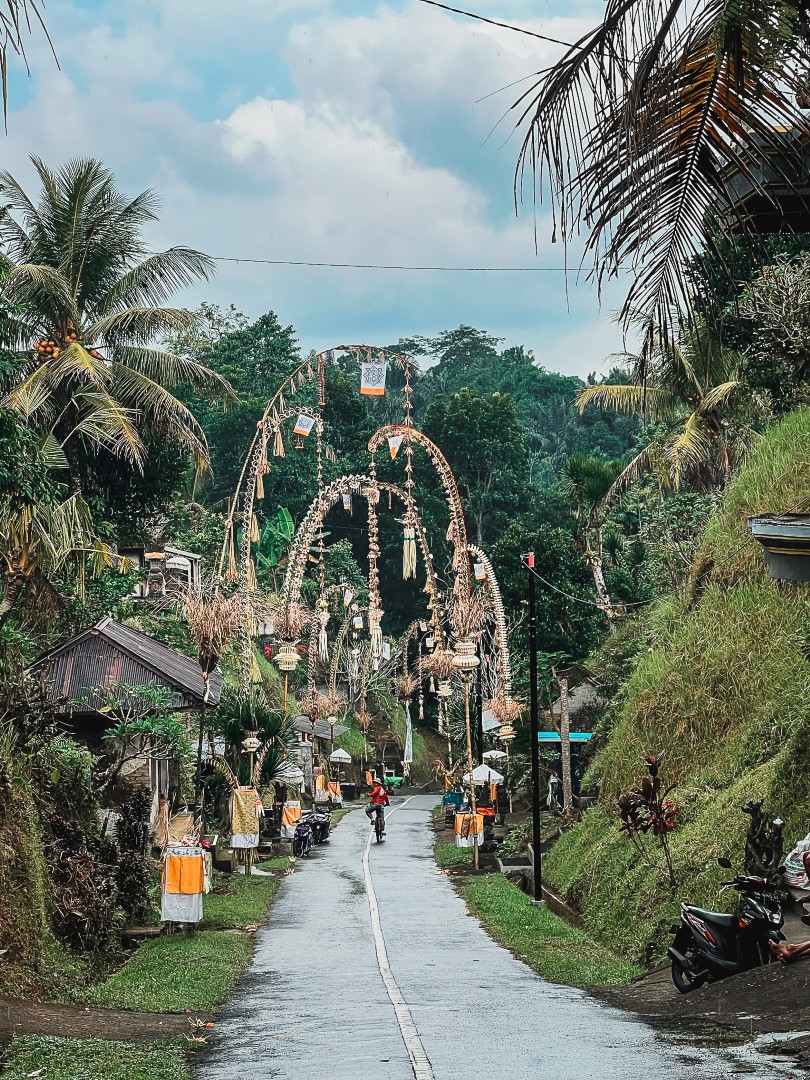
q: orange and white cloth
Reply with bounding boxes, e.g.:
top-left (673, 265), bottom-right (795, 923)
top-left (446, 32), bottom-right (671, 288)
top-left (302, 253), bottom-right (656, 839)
top-left (281, 801), bottom-right (302, 838)
top-left (454, 812), bottom-right (484, 849)
top-left (161, 846), bottom-right (205, 923)
top-left (328, 781), bottom-right (342, 803)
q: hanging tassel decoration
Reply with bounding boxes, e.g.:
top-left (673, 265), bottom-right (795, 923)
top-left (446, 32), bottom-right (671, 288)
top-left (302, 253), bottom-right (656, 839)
top-left (250, 513), bottom-right (260, 543)
top-left (446, 521), bottom-right (455, 543)
top-left (278, 391), bottom-right (285, 413)
top-left (318, 619), bottom-right (329, 664)
top-left (227, 523), bottom-right (238, 580)
top-left (247, 558), bottom-right (257, 592)
top-left (274, 428), bottom-right (285, 457)
top-left (255, 470), bottom-right (264, 500)
top-left (250, 650), bottom-right (262, 683)
top-left (402, 525), bottom-right (417, 580)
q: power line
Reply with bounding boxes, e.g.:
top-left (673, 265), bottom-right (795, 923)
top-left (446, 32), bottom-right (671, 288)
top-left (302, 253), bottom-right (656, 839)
top-left (209, 256), bottom-right (588, 273)
top-left (520, 488), bottom-right (810, 613)
top-left (416, 0), bottom-right (576, 49)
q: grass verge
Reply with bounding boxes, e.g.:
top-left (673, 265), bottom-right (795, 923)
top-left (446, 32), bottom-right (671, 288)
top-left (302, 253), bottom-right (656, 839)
top-left (81, 865), bottom-right (289, 1012)
top-left (435, 840), bottom-right (473, 869)
top-left (2, 1036), bottom-right (190, 1080)
top-left (459, 873), bottom-right (640, 988)
top-left (83, 930), bottom-right (253, 1013)
top-left (330, 807), bottom-right (355, 827)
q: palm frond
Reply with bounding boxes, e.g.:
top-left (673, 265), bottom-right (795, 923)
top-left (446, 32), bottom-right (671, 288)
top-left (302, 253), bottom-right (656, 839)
top-left (576, 383), bottom-right (677, 418)
top-left (113, 344), bottom-right (237, 400)
top-left (665, 412), bottom-right (716, 488)
top-left (108, 363), bottom-right (210, 467)
top-left (700, 379), bottom-right (742, 412)
top-left (100, 247), bottom-right (214, 313)
top-left (513, 0), bottom-right (810, 346)
top-left (38, 432), bottom-right (68, 470)
top-left (87, 306), bottom-right (202, 347)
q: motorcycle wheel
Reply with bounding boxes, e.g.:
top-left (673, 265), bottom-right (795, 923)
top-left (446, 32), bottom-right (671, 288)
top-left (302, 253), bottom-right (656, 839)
top-left (671, 956), bottom-right (708, 994)
top-left (292, 839), bottom-right (302, 858)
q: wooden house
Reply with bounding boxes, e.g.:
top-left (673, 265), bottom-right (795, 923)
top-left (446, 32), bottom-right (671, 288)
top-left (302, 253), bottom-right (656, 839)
top-left (28, 617), bottom-right (222, 808)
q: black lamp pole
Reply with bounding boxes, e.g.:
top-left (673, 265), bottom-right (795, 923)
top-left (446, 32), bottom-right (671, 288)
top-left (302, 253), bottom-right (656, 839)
top-left (527, 553), bottom-right (544, 904)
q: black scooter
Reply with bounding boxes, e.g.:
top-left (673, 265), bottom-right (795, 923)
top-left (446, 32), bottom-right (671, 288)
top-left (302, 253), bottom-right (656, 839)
top-left (668, 856), bottom-right (785, 993)
top-left (301, 808), bottom-right (331, 844)
top-left (292, 818), bottom-right (312, 858)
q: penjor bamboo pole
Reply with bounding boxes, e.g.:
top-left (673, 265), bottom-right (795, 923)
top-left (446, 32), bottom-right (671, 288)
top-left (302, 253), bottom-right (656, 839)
top-left (464, 681), bottom-right (479, 871)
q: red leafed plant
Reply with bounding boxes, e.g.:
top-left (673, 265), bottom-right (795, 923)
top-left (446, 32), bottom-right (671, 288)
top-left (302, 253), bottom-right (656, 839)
top-left (615, 752), bottom-right (678, 891)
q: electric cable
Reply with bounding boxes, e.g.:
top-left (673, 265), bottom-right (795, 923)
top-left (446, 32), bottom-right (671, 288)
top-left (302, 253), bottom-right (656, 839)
top-left (209, 255), bottom-right (602, 272)
top-left (416, 0), bottom-right (576, 48)
top-left (520, 488), bottom-right (810, 612)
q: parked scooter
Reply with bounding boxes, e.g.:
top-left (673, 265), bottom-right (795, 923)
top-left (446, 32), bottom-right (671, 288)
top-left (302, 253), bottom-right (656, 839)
top-left (292, 817), bottom-right (313, 858)
top-left (301, 808), bottom-right (331, 844)
top-left (668, 856), bottom-right (785, 993)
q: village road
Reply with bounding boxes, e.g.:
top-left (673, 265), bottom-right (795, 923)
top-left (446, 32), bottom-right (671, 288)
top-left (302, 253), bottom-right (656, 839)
top-left (200, 796), bottom-right (785, 1080)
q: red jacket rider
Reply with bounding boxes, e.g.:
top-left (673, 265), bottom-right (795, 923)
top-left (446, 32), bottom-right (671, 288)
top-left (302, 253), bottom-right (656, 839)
top-left (366, 782), bottom-right (390, 828)
top-left (369, 782), bottom-right (390, 807)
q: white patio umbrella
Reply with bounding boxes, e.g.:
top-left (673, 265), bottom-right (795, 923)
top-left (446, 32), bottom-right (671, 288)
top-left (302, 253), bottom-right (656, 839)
top-left (329, 746), bottom-right (352, 793)
top-left (482, 749), bottom-right (507, 761)
top-left (463, 764), bottom-right (504, 785)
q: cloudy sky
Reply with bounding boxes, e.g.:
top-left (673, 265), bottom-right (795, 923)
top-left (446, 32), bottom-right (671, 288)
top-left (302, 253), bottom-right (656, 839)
top-left (4, 0), bottom-right (629, 377)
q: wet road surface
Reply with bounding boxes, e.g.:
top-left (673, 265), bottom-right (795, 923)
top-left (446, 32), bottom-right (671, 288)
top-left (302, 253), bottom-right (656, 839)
top-left (200, 795), bottom-right (787, 1079)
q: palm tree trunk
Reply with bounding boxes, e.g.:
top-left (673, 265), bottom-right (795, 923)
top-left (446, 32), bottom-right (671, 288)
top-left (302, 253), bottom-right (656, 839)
top-left (0, 569), bottom-right (26, 630)
top-left (558, 676), bottom-right (574, 823)
top-left (586, 525), bottom-right (614, 625)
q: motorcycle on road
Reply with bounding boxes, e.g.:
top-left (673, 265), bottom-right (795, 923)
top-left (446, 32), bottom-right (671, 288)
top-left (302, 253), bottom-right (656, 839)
top-left (668, 856), bottom-right (785, 993)
top-left (292, 817), bottom-right (313, 858)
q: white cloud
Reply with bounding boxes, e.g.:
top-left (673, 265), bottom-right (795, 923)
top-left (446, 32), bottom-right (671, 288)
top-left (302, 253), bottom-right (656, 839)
top-left (0, 0), bottom-right (625, 378)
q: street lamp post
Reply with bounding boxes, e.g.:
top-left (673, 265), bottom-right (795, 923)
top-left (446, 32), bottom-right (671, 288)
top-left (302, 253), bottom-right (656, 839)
top-left (526, 552), bottom-right (545, 906)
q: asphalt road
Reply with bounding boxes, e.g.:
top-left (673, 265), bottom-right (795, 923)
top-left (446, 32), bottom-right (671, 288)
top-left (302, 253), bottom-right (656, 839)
top-left (200, 795), bottom-right (789, 1079)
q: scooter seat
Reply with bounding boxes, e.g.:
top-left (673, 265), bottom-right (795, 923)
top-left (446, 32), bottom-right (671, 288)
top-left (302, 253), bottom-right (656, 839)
top-left (684, 905), bottom-right (737, 928)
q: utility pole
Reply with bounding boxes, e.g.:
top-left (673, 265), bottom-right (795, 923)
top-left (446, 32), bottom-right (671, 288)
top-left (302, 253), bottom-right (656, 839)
top-left (526, 553), bottom-right (545, 905)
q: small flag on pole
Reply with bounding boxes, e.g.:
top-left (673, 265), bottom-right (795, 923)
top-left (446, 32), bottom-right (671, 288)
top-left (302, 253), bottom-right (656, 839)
top-left (353, 615), bottom-right (364, 629)
top-left (342, 493), bottom-right (352, 512)
top-left (382, 642), bottom-right (391, 661)
top-left (360, 361), bottom-right (387, 396)
top-left (388, 434), bottom-right (404, 459)
top-left (343, 589), bottom-right (354, 606)
top-left (293, 414), bottom-right (315, 436)
top-left (474, 562), bottom-right (487, 581)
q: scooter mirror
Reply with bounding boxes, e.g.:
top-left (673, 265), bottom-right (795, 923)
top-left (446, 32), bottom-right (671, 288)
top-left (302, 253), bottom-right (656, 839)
top-left (717, 856), bottom-right (733, 869)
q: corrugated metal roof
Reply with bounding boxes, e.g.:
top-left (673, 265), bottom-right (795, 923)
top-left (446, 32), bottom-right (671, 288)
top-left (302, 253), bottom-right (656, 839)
top-left (291, 714), bottom-right (348, 740)
top-left (29, 617), bottom-right (223, 713)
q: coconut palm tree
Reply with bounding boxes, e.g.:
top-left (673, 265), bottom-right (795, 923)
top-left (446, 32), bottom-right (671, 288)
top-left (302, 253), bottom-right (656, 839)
top-left (0, 157), bottom-right (234, 480)
top-left (559, 454), bottom-right (623, 622)
top-left (576, 321), bottom-right (764, 498)
top-left (513, 0), bottom-right (810, 355)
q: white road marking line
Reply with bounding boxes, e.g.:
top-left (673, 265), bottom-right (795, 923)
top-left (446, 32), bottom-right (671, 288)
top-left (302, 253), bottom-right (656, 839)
top-left (363, 797), bottom-right (435, 1080)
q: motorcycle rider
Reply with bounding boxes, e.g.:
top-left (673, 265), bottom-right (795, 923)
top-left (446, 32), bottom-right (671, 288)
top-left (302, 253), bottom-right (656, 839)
top-left (366, 779), bottom-right (390, 833)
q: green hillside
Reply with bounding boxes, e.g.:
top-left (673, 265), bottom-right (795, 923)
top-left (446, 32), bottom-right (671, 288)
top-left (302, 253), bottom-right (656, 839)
top-left (545, 409), bottom-right (810, 964)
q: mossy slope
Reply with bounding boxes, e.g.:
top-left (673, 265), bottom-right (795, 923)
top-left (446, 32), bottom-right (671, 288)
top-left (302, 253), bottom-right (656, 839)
top-left (545, 409), bottom-right (810, 964)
